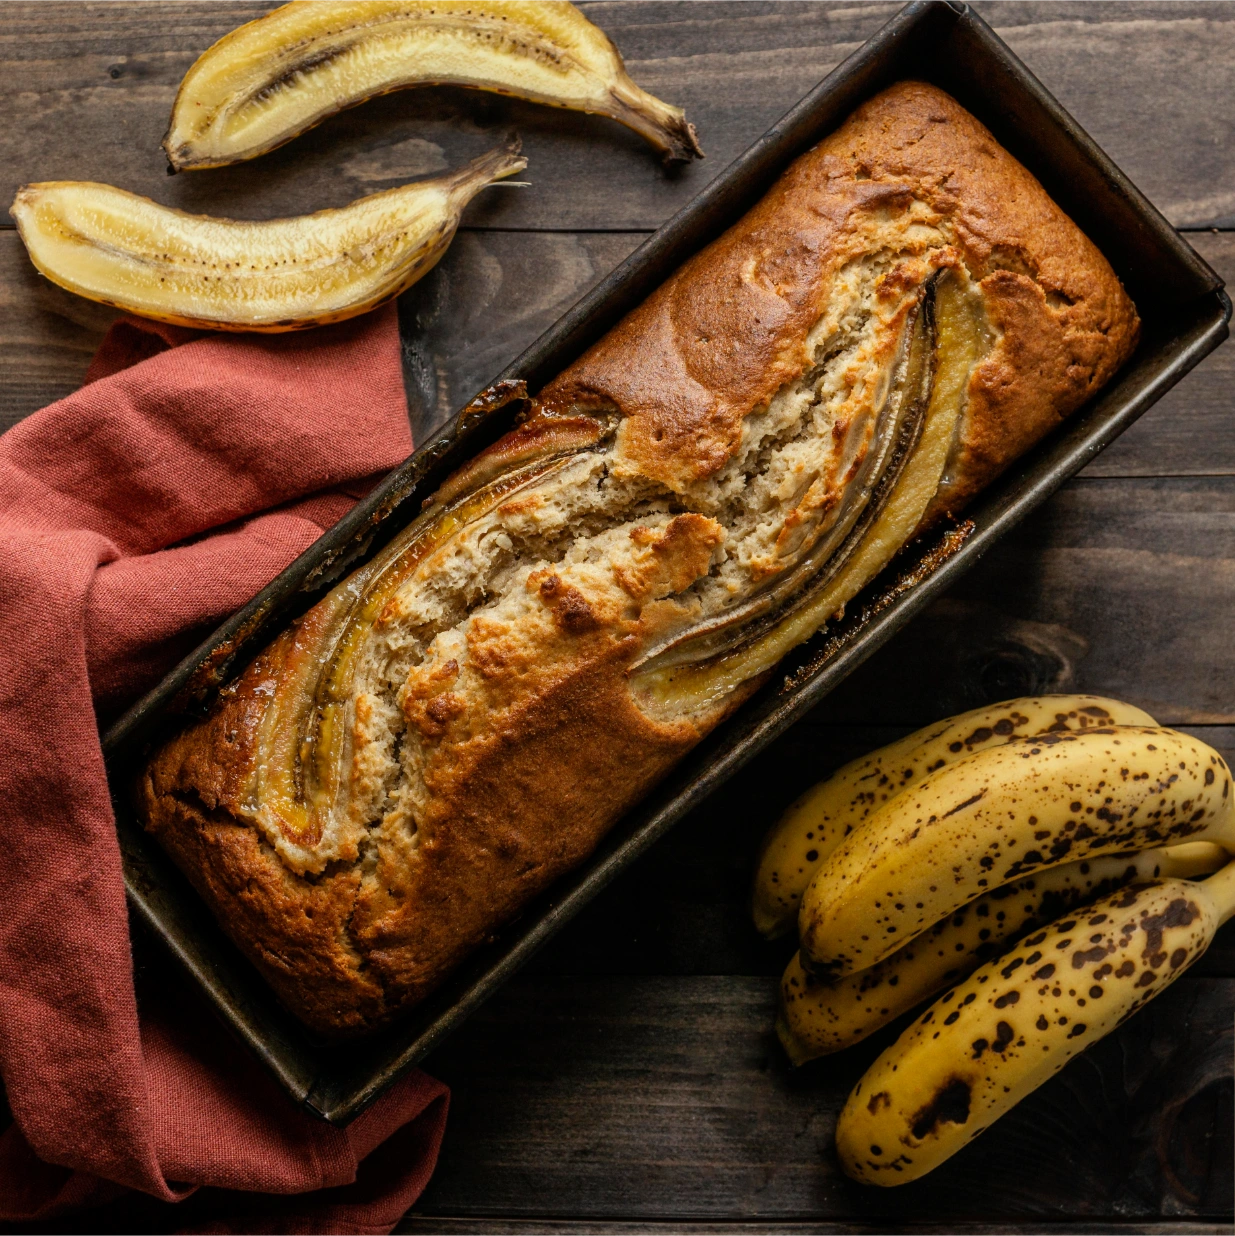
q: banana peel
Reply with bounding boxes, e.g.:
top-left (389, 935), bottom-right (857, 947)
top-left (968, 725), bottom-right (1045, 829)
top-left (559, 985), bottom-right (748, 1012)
top-left (10, 141), bottom-right (526, 332)
top-left (797, 725), bottom-right (1235, 979)
top-left (777, 842), bottom-right (1227, 1063)
top-left (751, 694), bottom-right (1157, 941)
top-left (837, 859), bottom-right (1235, 1184)
top-left (164, 0), bottom-right (703, 170)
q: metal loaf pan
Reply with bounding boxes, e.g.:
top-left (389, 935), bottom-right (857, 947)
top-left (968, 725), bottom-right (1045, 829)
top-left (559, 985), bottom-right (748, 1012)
top-left (103, 0), bottom-right (1230, 1124)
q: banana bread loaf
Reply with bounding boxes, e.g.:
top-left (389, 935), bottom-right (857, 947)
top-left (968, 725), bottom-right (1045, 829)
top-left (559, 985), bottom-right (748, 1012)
top-left (137, 81), bottom-right (1139, 1035)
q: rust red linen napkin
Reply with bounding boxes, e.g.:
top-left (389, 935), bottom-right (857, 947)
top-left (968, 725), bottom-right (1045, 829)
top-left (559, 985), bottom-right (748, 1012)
top-left (0, 308), bottom-right (449, 1233)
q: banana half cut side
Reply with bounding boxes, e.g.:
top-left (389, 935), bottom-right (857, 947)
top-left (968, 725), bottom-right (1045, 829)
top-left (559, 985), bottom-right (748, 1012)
top-left (164, 0), bottom-right (704, 170)
top-left (10, 141), bottom-right (526, 332)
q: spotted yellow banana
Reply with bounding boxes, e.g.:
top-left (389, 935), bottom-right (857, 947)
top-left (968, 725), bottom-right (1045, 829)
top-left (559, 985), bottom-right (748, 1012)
top-left (836, 859), bottom-right (1235, 1184)
top-left (798, 726), bottom-right (1235, 978)
top-left (752, 695), bottom-right (1155, 939)
top-left (778, 841), bottom-right (1225, 1063)
top-left (164, 0), bottom-right (703, 170)
top-left (11, 143), bottom-right (525, 331)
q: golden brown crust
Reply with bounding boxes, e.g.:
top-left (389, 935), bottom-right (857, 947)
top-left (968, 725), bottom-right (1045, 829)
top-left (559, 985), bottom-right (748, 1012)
top-left (539, 80), bottom-right (1139, 514)
top-left (138, 82), bottom-right (1138, 1036)
top-left (141, 572), bottom-right (740, 1035)
top-left (351, 641), bottom-right (711, 1009)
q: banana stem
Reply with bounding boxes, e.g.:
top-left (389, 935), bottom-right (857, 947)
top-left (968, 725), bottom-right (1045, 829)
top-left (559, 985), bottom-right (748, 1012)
top-left (607, 78), bottom-right (703, 164)
top-left (447, 138), bottom-right (528, 197)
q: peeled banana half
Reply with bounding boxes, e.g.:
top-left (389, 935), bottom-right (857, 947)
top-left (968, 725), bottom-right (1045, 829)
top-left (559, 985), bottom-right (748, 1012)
top-left (836, 860), bottom-right (1235, 1184)
top-left (751, 694), bottom-right (1156, 940)
top-left (11, 142), bottom-right (525, 331)
top-left (165, 0), bottom-right (703, 170)
top-left (798, 724), bottom-right (1235, 978)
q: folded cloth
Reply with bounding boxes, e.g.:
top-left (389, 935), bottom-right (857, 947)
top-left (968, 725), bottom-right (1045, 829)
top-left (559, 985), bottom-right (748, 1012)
top-left (0, 307), bottom-right (449, 1234)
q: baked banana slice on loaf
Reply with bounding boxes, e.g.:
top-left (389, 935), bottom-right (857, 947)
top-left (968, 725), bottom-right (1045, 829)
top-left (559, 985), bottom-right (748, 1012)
top-left (138, 82), bottom-right (1139, 1035)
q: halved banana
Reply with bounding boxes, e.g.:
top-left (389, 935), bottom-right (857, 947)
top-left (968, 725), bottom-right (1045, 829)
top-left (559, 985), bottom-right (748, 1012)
top-left (164, 0), bottom-right (703, 170)
top-left (10, 142), bottom-right (526, 331)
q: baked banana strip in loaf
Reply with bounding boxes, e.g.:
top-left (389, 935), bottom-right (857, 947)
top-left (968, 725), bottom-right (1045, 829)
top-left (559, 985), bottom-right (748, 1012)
top-left (138, 82), bottom-right (1139, 1035)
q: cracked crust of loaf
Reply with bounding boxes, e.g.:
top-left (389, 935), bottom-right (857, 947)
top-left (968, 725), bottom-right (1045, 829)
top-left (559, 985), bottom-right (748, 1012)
top-left (140, 519), bottom-right (749, 1036)
top-left (138, 81), bottom-right (1138, 1037)
top-left (540, 80), bottom-right (1139, 519)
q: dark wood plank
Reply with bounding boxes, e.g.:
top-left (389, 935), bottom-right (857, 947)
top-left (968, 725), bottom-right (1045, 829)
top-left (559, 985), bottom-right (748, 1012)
top-left (411, 974), bottom-right (1233, 1222)
top-left (398, 1223), bottom-right (1233, 1235)
top-left (522, 721), bottom-right (1235, 982)
top-left (3, 229), bottom-right (1232, 475)
top-left (974, 3), bottom-right (1235, 230)
top-left (815, 477), bottom-right (1235, 727)
top-left (2, 3), bottom-right (1234, 230)
top-left (1084, 231), bottom-right (1235, 479)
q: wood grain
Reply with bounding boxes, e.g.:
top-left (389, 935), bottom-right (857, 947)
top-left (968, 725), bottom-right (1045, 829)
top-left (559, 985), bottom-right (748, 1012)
top-left (3, 229), bottom-right (1232, 476)
top-left (410, 974), bottom-right (1233, 1222)
top-left (2, 3), bottom-right (1233, 230)
top-left (816, 477), bottom-right (1235, 726)
top-left (398, 1224), bottom-right (1235, 1235)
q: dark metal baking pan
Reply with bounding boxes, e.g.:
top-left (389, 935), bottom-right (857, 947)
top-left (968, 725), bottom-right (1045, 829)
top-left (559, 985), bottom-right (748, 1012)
top-left (103, 0), bottom-right (1230, 1125)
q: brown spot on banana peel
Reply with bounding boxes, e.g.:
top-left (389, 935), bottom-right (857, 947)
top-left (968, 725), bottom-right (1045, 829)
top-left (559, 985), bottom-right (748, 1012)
top-left (834, 870), bottom-right (1228, 1186)
top-left (799, 726), bottom-right (1234, 977)
top-left (943, 790), bottom-right (986, 819)
top-left (909, 1078), bottom-right (971, 1141)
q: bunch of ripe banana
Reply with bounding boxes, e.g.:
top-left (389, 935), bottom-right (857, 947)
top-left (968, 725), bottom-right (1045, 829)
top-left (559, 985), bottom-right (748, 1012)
top-left (751, 694), bottom-right (1235, 1185)
top-left (12, 2), bottom-right (700, 331)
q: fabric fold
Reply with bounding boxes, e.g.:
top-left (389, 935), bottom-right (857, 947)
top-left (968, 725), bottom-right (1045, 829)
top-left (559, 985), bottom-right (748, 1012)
top-left (0, 307), bottom-right (448, 1233)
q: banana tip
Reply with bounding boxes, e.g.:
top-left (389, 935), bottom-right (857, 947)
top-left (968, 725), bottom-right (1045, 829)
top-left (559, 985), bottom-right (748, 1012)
top-left (775, 1015), bottom-right (812, 1068)
top-left (664, 118), bottom-right (705, 165)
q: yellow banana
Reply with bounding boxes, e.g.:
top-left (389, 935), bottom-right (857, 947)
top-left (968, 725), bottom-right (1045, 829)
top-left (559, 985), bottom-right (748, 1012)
top-left (164, 0), bottom-right (703, 170)
top-left (798, 726), bottom-right (1235, 978)
top-left (752, 695), bottom-right (1155, 939)
top-left (10, 143), bottom-right (525, 331)
top-left (778, 841), bottom-right (1225, 1063)
top-left (836, 859), bottom-right (1235, 1184)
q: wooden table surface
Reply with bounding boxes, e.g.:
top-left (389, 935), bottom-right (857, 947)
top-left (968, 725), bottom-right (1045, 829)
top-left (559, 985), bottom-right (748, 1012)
top-left (3, 2), bottom-right (1233, 1231)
